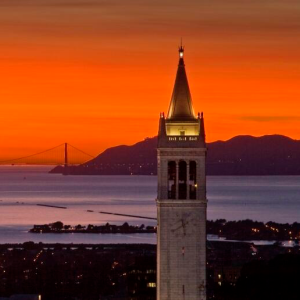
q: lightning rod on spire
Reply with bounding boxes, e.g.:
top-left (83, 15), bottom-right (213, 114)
top-left (179, 39), bottom-right (184, 58)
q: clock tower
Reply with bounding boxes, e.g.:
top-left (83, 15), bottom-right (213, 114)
top-left (156, 46), bottom-right (207, 300)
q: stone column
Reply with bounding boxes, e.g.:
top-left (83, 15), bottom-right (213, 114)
top-left (175, 161), bottom-right (179, 200)
top-left (196, 158), bottom-right (206, 200)
top-left (196, 161), bottom-right (200, 200)
top-left (186, 161), bottom-right (190, 200)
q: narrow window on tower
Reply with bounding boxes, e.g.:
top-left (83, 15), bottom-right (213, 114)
top-left (168, 161), bottom-right (176, 199)
top-left (178, 161), bottom-right (187, 199)
top-left (189, 161), bottom-right (197, 199)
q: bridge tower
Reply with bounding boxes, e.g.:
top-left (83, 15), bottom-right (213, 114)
top-left (63, 143), bottom-right (69, 175)
top-left (156, 46), bottom-right (207, 300)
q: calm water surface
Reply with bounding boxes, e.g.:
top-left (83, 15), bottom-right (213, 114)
top-left (0, 166), bottom-right (299, 244)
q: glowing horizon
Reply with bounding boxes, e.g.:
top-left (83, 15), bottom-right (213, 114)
top-left (0, 0), bottom-right (299, 159)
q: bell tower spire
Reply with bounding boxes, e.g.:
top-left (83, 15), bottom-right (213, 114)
top-left (167, 45), bottom-right (196, 121)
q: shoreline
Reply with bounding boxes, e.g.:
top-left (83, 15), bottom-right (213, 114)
top-left (0, 237), bottom-right (298, 248)
top-left (27, 219), bottom-right (300, 243)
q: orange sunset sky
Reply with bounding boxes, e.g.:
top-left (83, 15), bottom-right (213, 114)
top-left (0, 0), bottom-right (299, 160)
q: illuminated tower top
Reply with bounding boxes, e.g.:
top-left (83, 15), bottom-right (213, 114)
top-left (158, 46), bottom-right (205, 146)
top-left (167, 45), bottom-right (196, 121)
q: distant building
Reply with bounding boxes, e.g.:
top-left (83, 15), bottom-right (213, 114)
top-left (214, 265), bottom-right (242, 286)
top-left (156, 46), bottom-right (207, 299)
top-left (127, 256), bottom-right (156, 299)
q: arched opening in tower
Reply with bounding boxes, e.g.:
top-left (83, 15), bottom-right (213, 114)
top-left (178, 161), bottom-right (187, 199)
top-left (168, 161), bottom-right (176, 199)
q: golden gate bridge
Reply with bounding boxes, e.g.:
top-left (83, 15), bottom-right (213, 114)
top-left (0, 143), bottom-right (95, 166)
top-left (0, 144), bottom-right (155, 220)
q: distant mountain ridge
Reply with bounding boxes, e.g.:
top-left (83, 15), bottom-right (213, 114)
top-left (51, 135), bottom-right (300, 175)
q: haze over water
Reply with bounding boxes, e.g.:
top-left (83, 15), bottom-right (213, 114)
top-left (0, 166), bottom-right (300, 244)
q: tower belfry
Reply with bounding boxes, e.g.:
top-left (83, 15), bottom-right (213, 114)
top-left (156, 46), bottom-right (207, 300)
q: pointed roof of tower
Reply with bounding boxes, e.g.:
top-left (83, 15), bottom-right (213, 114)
top-left (167, 45), bottom-right (196, 121)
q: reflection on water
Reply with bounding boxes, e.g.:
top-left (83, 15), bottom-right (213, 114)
top-left (0, 166), bottom-right (300, 244)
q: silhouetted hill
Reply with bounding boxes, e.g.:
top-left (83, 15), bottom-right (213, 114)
top-left (207, 135), bottom-right (300, 175)
top-left (51, 135), bottom-right (300, 175)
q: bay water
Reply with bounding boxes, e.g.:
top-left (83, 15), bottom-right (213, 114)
top-left (0, 166), bottom-right (299, 244)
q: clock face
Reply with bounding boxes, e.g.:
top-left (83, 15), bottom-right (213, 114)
top-left (170, 213), bottom-right (185, 236)
top-left (170, 212), bottom-right (197, 237)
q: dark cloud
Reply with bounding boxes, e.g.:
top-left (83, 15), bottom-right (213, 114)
top-left (240, 116), bottom-right (300, 122)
